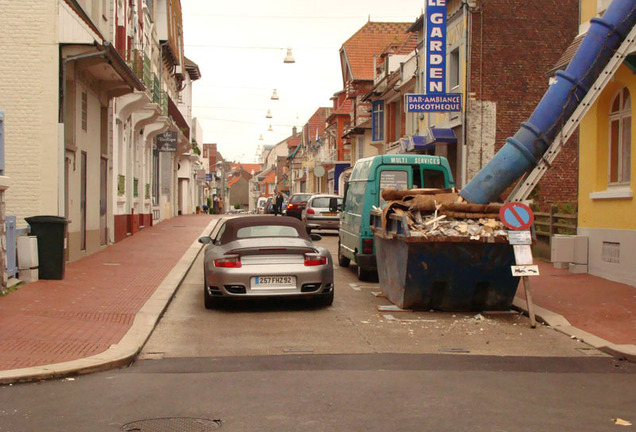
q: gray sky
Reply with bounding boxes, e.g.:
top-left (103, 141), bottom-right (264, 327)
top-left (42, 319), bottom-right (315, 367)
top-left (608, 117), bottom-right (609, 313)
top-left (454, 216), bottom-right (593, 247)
top-left (182, 0), bottom-right (425, 162)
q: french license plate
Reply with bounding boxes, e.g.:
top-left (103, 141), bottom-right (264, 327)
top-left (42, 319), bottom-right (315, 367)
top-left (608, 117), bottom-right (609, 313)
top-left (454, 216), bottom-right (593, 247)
top-left (252, 275), bottom-right (296, 289)
top-left (322, 212), bottom-right (337, 216)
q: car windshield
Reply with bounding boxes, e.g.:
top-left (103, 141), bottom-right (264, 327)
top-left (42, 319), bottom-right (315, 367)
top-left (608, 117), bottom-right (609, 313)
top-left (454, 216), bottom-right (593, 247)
top-left (312, 197), bottom-right (342, 208)
top-left (291, 194), bottom-right (313, 202)
top-left (236, 225), bottom-right (301, 238)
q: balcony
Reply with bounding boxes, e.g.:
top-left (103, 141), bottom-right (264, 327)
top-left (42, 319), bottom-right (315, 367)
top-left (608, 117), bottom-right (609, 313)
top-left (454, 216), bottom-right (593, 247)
top-left (119, 50), bottom-right (166, 115)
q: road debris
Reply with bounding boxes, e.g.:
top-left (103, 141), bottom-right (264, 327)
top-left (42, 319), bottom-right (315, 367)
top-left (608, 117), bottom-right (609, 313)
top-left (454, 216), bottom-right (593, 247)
top-left (613, 418), bottom-right (632, 426)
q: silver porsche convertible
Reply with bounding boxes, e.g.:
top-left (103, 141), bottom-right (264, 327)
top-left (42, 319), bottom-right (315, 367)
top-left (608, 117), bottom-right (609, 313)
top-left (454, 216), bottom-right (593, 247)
top-left (199, 215), bottom-right (334, 308)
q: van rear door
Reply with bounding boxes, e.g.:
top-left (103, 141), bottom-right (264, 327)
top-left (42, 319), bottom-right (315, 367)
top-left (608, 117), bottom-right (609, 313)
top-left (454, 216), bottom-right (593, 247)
top-left (377, 167), bottom-right (412, 208)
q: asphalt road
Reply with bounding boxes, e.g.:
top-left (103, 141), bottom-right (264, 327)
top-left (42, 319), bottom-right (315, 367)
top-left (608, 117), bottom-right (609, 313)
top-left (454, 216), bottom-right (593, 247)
top-left (141, 232), bottom-right (605, 359)
top-left (1, 230), bottom-right (634, 432)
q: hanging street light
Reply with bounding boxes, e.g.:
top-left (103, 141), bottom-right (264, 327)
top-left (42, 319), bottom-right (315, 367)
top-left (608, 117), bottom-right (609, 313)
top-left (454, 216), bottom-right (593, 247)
top-left (283, 47), bottom-right (295, 64)
top-left (259, 134), bottom-right (264, 140)
top-left (268, 124), bottom-right (273, 132)
top-left (271, 89), bottom-right (279, 100)
top-left (266, 109), bottom-right (272, 118)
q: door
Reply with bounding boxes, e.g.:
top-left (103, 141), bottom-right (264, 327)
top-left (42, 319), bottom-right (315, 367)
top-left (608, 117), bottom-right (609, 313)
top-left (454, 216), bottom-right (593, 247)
top-left (5, 216), bottom-right (17, 278)
top-left (100, 157), bottom-right (107, 245)
top-left (80, 151), bottom-right (87, 251)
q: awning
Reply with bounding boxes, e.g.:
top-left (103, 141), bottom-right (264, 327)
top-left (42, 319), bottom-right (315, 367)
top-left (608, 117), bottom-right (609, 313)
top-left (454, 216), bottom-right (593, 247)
top-left (400, 128), bottom-right (457, 153)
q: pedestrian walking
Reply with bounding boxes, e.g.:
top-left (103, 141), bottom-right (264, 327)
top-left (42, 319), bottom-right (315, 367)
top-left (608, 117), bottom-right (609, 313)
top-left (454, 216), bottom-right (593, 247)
top-left (274, 191), bottom-right (284, 216)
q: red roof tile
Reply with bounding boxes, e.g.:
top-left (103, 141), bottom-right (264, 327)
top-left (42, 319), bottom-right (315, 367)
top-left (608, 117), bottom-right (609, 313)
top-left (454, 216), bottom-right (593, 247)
top-left (263, 171), bottom-right (276, 183)
top-left (304, 107), bottom-right (331, 142)
top-left (342, 21), bottom-right (413, 81)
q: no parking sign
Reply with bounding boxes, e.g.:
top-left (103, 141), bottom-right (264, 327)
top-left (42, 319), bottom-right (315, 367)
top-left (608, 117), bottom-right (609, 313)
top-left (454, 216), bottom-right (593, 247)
top-left (499, 202), bottom-right (534, 231)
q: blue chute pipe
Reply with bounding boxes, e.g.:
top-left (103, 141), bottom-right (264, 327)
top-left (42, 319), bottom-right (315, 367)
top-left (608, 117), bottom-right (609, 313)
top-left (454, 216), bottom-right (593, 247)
top-left (460, 0), bottom-right (636, 204)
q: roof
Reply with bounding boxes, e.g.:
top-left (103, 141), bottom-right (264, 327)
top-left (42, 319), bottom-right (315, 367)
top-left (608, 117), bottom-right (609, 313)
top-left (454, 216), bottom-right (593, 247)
top-left (548, 33), bottom-right (584, 75)
top-left (185, 57), bottom-right (202, 80)
top-left (263, 171), bottom-right (276, 183)
top-left (231, 163), bottom-right (260, 174)
top-left (227, 176), bottom-right (241, 187)
top-left (341, 21), bottom-right (413, 81)
top-left (287, 136), bottom-right (301, 149)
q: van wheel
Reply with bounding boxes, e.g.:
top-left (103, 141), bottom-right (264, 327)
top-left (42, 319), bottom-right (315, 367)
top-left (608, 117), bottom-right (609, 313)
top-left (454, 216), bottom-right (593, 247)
top-left (338, 242), bottom-right (350, 267)
top-left (357, 265), bottom-right (373, 282)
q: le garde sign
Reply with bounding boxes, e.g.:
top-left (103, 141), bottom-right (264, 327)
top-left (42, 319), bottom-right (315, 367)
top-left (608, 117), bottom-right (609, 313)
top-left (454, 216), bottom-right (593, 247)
top-left (426, 0), bottom-right (447, 95)
top-left (405, 0), bottom-right (461, 113)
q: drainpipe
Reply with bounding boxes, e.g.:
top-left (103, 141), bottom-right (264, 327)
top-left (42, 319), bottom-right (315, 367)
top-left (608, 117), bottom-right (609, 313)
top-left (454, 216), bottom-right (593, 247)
top-left (461, 0), bottom-right (472, 188)
top-left (58, 42), bottom-right (109, 216)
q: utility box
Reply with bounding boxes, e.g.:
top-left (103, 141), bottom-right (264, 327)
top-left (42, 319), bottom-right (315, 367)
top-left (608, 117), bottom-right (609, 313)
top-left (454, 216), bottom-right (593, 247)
top-left (551, 234), bottom-right (575, 263)
top-left (17, 236), bottom-right (38, 269)
top-left (17, 236), bottom-right (39, 282)
top-left (551, 234), bottom-right (588, 265)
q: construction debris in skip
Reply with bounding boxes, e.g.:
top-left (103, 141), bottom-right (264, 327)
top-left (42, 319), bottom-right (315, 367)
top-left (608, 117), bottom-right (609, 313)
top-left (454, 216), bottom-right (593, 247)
top-left (377, 188), bottom-right (509, 240)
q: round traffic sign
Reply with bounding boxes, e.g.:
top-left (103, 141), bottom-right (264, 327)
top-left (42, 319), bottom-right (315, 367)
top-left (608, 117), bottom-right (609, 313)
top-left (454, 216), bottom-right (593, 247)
top-left (499, 202), bottom-right (534, 230)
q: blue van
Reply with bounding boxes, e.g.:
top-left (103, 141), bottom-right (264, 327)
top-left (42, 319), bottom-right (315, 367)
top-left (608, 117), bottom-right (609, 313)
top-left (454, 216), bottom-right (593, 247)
top-left (338, 154), bottom-right (455, 280)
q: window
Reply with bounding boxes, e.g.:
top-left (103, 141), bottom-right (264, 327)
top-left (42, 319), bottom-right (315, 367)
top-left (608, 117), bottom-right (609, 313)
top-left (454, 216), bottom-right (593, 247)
top-left (372, 100), bottom-right (384, 142)
top-left (312, 197), bottom-right (341, 208)
top-left (608, 87), bottom-right (631, 185)
top-left (152, 148), bottom-right (159, 205)
top-left (237, 225), bottom-right (300, 238)
top-left (449, 48), bottom-right (460, 89)
top-left (379, 170), bottom-right (408, 207)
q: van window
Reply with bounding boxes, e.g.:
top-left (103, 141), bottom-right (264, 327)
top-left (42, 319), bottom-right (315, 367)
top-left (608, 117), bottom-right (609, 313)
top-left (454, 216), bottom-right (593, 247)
top-left (379, 170), bottom-right (408, 207)
top-left (347, 181), bottom-right (366, 214)
top-left (422, 169), bottom-right (446, 189)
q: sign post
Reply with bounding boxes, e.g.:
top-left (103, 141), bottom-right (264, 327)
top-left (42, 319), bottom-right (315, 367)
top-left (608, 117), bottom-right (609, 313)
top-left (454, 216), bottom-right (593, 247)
top-left (500, 202), bottom-right (537, 328)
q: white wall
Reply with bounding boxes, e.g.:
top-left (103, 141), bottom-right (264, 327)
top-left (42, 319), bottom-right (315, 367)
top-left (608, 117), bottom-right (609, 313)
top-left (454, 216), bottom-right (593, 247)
top-left (0, 0), bottom-right (61, 226)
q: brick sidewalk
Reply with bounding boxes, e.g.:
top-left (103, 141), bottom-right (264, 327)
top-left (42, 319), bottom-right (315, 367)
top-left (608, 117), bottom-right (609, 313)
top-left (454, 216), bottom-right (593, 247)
top-left (515, 261), bottom-right (636, 346)
top-left (0, 215), bottom-right (216, 371)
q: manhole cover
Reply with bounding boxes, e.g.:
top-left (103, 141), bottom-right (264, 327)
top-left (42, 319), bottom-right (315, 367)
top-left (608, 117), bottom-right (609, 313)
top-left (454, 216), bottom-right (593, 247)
top-left (122, 417), bottom-right (222, 432)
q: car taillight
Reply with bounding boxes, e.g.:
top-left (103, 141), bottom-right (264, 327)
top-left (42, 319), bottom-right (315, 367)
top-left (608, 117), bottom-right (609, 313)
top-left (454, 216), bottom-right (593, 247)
top-left (214, 255), bottom-right (242, 268)
top-left (306, 208), bottom-right (315, 214)
top-left (362, 238), bottom-right (373, 254)
top-left (287, 203), bottom-right (293, 209)
top-left (304, 253), bottom-right (327, 266)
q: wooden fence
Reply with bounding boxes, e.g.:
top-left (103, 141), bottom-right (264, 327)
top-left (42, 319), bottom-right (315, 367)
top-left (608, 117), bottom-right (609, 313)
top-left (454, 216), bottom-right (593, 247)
top-left (532, 205), bottom-right (578, 237)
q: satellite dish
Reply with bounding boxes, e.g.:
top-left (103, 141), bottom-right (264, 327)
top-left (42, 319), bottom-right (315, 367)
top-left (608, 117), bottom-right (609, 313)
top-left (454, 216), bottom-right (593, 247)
top-left (314, 166), bottom-right (326, 177)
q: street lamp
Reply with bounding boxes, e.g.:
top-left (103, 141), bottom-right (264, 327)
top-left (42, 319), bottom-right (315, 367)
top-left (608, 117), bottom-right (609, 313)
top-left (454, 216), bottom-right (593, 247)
top-left (283, 48), bottom-right (295, 64)
top-left (271, 89), bottom-right (279, 100)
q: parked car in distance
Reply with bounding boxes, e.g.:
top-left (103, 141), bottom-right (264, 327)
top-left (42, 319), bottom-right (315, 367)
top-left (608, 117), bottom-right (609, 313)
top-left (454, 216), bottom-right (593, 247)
top-left (256, 197), bottom-right (268, 214)
top-left (302, 194), bottom-right (343, 233)
top-left (263, 197), bottom-right (274, 214)
top-left (285, 193), bottom-right (314, 219)
top-left (198, 215), bottom-right (334, 308)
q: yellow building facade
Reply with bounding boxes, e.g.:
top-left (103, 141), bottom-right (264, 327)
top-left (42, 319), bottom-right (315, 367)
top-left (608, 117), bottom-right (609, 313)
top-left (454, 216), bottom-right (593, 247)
top-left (577, 0), bottom-right (635, 285)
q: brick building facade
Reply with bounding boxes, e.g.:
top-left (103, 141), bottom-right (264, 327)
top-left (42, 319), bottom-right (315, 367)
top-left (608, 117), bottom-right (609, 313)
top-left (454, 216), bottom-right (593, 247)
top-left (468, 0), bottom-right (580, 208)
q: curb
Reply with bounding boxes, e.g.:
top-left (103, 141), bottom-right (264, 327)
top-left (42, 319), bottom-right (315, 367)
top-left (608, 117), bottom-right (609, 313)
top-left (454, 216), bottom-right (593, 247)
top-left (512, 297), bottom-right (636, 363)
top-left (0, 219), bottom-right (218, 385)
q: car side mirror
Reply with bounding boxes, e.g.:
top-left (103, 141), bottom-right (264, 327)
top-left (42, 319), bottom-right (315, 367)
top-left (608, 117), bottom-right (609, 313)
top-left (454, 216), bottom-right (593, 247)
top-left (310, 233), bottom-right (322, 242)
top-left (198, 236), bottom-right (212, 244)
